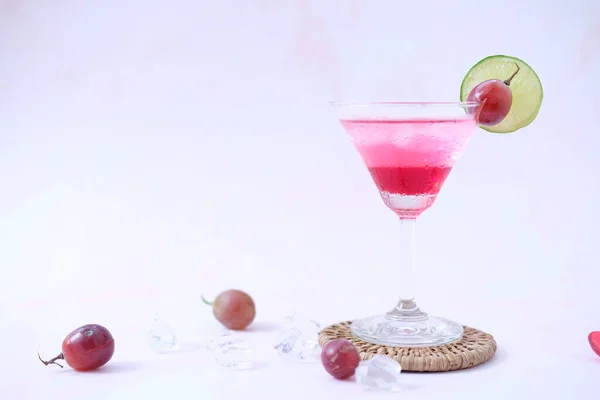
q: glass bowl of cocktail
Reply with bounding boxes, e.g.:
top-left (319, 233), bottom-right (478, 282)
top-left (331, 55), bottom-right (543, 347)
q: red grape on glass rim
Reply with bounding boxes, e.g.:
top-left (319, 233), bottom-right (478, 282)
top-left (460, 54), bottom-right (544, 134)
top-left (466, 62), bottom-right (519, 126)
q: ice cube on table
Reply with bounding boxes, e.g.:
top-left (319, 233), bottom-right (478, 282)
top-left (274, 313), bottom-right (323, 363)
top-left (284, 312), bottom-right (321, 337)
top-left (148, 314), bottom-right (180, 354)
top-left (212, 340), bottom-right (255, 370)
top-left (205, 331), bottom-right (257, 370)
top-left (355, 354), bottom-right (403, 391)
top-left (205, 331), bottom-right (245, 351)
top-left (296, 338), bottom-right (320, 362)
top-left (273, 327), bottom-right (320, 363)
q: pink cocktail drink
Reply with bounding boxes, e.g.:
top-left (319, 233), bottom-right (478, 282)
top-left (332, 102), bottom-right (480, 347)
top-left (340, 117), bottom-right (476, 218)
top-left (330, 55), bottom-right (543, 348)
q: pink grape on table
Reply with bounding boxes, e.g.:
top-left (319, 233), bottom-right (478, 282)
top-left (467, 62), bottom-right (520, 126)
top-left (588, 331), bottom-right (600, 357)
top-left (202, 289), bottom-right (256, 330)
top-left (321, 339), bottom-right (361, 379)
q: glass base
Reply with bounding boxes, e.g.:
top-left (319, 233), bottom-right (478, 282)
top-left (350, 310), bottom-right (464, 347)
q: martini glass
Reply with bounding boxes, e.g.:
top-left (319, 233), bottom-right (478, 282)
top-left (332, 101), bottom-right (481, 347)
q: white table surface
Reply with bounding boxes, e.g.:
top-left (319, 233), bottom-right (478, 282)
top-left (2, 283), bottom-right (598, 399)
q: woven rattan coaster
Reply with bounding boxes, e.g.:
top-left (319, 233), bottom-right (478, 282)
top-left (318, 321), bottom-right (497, 372)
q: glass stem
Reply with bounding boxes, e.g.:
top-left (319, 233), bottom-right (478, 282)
top-left (386, 217), bottom-right (428, 321)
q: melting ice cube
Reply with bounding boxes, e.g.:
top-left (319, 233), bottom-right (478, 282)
top-left (212, 341), bottom-right (255, 370)
top-left (205, 331), bottom-right (244, 351)
top-left (274, 326), bottom-right (321, 363)
top-left (355, 354), bottom-right (403, 391)
top-left (148, 314), bottom-right (180, 354)
top-left (206, 332), bottom-right (256, 370)
top-left (284, 312), bottom-right (321, 337)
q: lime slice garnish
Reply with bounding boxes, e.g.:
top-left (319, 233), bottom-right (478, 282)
top-left (460, 55), bottom-right (543, 133)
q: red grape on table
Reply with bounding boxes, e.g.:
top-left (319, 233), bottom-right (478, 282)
top-left (38, 324), bottom-right (115, 372)
top-left (202, 289), bottom-right (256, 330)
top-left (321, 338), bottom-right (361, 380)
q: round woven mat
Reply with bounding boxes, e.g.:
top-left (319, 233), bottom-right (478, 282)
top-left (318, 321), bottom-right (497, 372)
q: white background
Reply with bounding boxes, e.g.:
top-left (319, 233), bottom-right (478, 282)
top-left (1, 0), bottom-right (599, 398)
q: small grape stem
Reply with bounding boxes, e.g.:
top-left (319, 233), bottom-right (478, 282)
top-left (201, 295), bottom-right (213, 306)
top-left (38, 351), bottom-right (65, 368)
top-left (503, 62), bottom-right (521, 86)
